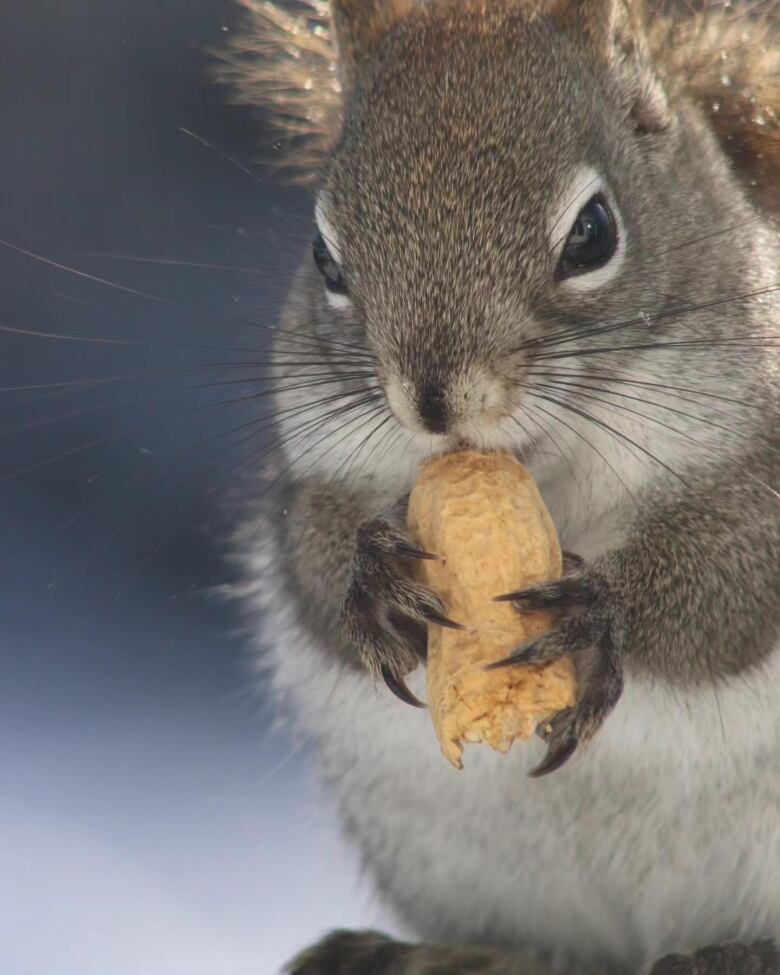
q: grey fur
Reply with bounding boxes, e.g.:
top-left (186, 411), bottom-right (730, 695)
top-left (233, 1), bottom-right (780, 972)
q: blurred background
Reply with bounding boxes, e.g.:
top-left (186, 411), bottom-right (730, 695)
top-left (0, 2), bottom-right (400, 971)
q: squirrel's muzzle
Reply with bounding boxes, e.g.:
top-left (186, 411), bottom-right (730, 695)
top-left (386, 369), bottom-right (509, 438)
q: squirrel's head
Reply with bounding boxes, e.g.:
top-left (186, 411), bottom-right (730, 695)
top-left (222, 0), bottom-right (778, 454)
top-left (318, 0), bottom-right (657, 440)
top-left (299, 0), bottom-right (774, 446)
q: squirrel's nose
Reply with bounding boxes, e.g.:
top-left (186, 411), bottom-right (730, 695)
top-left (384, 369), bottom-right (507, 437)
top-left (417, 383), bottom-right (449, 434)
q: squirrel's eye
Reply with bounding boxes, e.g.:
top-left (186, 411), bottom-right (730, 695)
top-left (556, 195), bottom-right (617, 280)
top-left (313, 231), bottom-right (348, 295)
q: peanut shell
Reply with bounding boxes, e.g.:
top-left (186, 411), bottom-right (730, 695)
top-left (406, 450), bottom-right (577, 768)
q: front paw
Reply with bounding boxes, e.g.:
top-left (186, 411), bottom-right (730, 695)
top-left (340, 517), bottom-right (460, 707)
top-left (647, 941), bottom-right (779, 974)
top-left (491, 560), bottom-right (623, 776)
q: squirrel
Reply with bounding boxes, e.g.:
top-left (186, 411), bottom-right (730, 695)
top-left (222, 1), bottom-right (780, 973)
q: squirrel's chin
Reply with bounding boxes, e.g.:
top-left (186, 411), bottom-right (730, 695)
top-left (409, 423), bottom-right (536, 465)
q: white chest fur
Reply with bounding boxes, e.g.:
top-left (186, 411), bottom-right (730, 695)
top-left (247, 529), bottom-right (780, 973)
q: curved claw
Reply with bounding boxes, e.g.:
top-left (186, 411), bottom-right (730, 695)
top-left (424, 609), bottom-right (464, 630)
top-left (381, 664), bottom-right (426, 708)
top-left (562, 550), bottom-right (585, 574)
top-left (529, 735), bottom-right (578, 778)
top-left (395, 545), bottom-right (439, 561)
top-left (483, 652), bottom-right (521, 671)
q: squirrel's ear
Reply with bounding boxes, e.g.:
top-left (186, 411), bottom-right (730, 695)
top-left (331, 0), bottom-right (414, 90)
top-left (549, 0), bottom-right (671, 133)
top-left (648, 3), bottom-right (780, 216)
top-left (548, 0), bottom-right (618, 62)
top-left (214, 0), bottom-right (414, 184)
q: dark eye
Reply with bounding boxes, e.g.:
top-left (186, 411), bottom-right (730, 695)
top-left (556, 194), bottom-right (617, 280)
top-left (313, 231), bottom-right (348, 295)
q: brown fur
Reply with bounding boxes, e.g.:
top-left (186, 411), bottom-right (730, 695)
top-left (213, 0), bottom-right (340, 178)
top-left (649, 1), bottom-right (780, 212)
top-left (330, 0), bottom-right (415, 89)
top-left (216, 0), bottom-right (779, 210)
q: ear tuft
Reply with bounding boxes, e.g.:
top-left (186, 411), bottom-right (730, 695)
top-left (213, 0), bottom-right (342, 183)
top-left (548, 0), bottom-right (672, 132)
top-left (214, 0), bottom-right (416, 183)
top-left (548, 0), bottom-right (618, 63)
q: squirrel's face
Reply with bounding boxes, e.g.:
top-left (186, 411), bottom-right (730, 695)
top-left (308, 2), bottom-right (757, 450)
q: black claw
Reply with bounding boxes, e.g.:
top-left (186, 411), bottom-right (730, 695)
top-left (395, 545), bottom-right (438, 561)
top-left (483, 648), bottom-right (527, 670)
top-left (387, 610), bottom-right (428, 662)
top-left (562, 550), bottom-right (585, 573)
top-left (529, 735), bottom-right (578, 778)
top-left (381, 665), bottom-right (426, 708)
top-left (493, 587), bottom-right (559, 607)
top-left (423, 610), bottom-right (464, 630)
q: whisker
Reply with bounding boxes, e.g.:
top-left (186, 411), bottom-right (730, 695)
top-left (0, 357), bottom-right (369, 396)
top-left (526, 394), bottom-right (640, 503)
top-left (1, 241), bottom-right (375, 361)
top-left (514, 400), bottom-right (588, 505)
top-left (41, 390), bottom-right (382, 589)
top-left (533, 379), bottom-right (779, 502)
top-left (179, 126), bottom-right (268, 187)
top-left (533, 387), bottom-right (690, 487)
top-left (0, 378), bottom-right (374, 483)
top-left (525, 366), bottom-right (765, 412)
top-left (190, 369), bottom-right (376, 391)
top-left (0, 397), bottom-right (138, 438)
top-left (532, 333), bottom-right (780, 364)
top-left (516, 282), bottom-right (779, 358)
top-left (212, 397), bottom-right (388, 512)
top-left (533, 376), bottom-right (765, 450)
top-left (532, 392), bottom-right (689, 488)
top-left (80, 253), bottom-right (270, 273)
top-left (0, 238), bottom-right (172, 303)
top-left (648, 214), bottom-right (763, 261)
top-left (324, 411), bottom-right (395, 493)
top-left (51, 287), bottom-right (371, 360)
top-left (0, 321), bottom-right (267, 355)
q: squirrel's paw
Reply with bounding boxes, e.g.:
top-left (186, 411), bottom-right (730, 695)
top-left (646, 940), bottom-right (779, 974)
top-left (286, 929), bottom-right (522, 975)
top-left (491, 558), bottom-right (623, 776)
top-left (285, 930), bottom-right (401, 975)
top-left (340, 517), bottom-right (459, 708)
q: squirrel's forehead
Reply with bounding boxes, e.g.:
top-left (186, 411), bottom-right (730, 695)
top-left (324, 119), bottom-right (578, 246)
top-left (317, 162), bottom-right (607, 262)
top-left (328, 30), bottom-right (600, 212)
top-left (320, 11), bottom-right (614, 252)
top-left (343, 9), bottom-right (589, 138)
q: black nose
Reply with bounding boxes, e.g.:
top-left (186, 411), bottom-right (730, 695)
top-left (417, 383), bottom-right (448, 434)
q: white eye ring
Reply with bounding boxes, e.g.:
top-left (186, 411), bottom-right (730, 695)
top-left (325, 290), bottom-right (352, 310)
top-left (315, 195), bottom-right (352, 308)
top-left (549, 167), bottom-right (626, 292)
top-left (314, 197), bottom-right (342, 265)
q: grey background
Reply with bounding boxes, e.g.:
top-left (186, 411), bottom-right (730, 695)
top-left (0, 2), bottom-right (399, 971)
